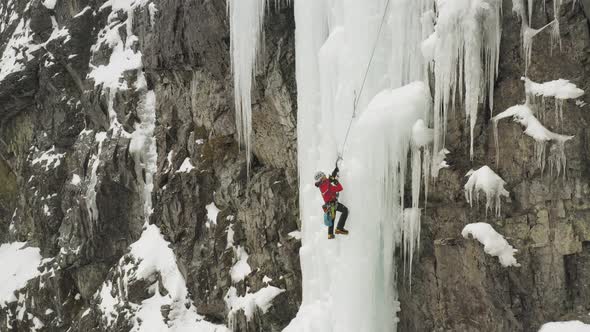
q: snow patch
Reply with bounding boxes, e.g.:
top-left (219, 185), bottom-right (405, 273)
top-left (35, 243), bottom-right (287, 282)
top-left (206, 201), bottom-right (220, 227)
top-left (31, 146), bottom-right (65, 171)
top-left (176, 158), bottom-right (195, 173)
top-left (230, 246), bottom-right (251, 283)
top-left (462, 222), bottom-right (520, 267)
top-left (97, 224), bottom-right (228, 331)
top-left (225, 285), bottom-right (285, 325)
top-left (42, 0), bottom-right (57, 10)
top-left (538, 321), bottom-right (590, 332)
top-left (0, 243), bottom-right (42, 306)
top-left (288, 231), bottom-right (301, 240)
top-left (71, 174), bottom-right (81, 185)
top-left (0, 18), bottom-right (38, 82)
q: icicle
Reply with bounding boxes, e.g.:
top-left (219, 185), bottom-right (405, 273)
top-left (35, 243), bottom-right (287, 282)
top-left (548, 139), bottom-right (568, 178)
top-left (225, 0), bottom-right (293, 175)
top-left (227, 0), bottom-right (268, 175)
top-left (402, 207), bottom-right (421, 287)
top-left (551, 0), bottom-right (563, 53)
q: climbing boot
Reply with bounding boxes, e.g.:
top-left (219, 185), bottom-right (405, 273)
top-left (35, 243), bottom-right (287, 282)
top-left (328, 234), bottom-right (335, 239)
top-left (335, 228), bottom-right (349, 235)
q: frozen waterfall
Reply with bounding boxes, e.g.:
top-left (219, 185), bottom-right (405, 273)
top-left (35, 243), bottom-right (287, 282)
top-left (226, 0), bottom-right (503, 330)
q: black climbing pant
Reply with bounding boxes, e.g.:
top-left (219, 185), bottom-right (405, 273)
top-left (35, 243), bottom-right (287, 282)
top-left (328, 202), bottom-right (348, 235)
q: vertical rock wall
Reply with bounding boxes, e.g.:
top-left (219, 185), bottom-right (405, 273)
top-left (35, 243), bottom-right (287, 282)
top-left (0, 0), bottom-right (299, 331)
top-left (399, 1), bottom-right (590, 331)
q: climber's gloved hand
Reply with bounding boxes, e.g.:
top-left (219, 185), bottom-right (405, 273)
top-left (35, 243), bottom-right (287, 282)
top-left (331, 166), bottom-right (339, 177)
top-left (329, 176), bottom-right (339, 185)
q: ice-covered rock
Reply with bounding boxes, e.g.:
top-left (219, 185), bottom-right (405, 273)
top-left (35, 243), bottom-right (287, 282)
top-left (464, 166), bottom-right (509, 216)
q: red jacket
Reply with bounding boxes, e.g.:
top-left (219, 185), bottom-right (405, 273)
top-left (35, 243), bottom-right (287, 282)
top-left (316, 179), bottom-right (343, 203)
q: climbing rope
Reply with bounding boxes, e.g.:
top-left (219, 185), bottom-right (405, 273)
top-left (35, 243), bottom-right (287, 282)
top-left (336, 0), bottom-right (392, 167)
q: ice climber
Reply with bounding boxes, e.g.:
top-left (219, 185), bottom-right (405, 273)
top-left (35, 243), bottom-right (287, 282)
top-left (314, 166), bottom-right (349, 239)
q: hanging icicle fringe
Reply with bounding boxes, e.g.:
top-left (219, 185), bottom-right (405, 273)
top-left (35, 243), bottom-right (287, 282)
top-left (226, 0), bottom-right (291, 176)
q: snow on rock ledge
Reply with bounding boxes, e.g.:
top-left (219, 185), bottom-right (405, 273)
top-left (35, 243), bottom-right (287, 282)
top-left (95, 225), bottom-right (228, 331)
top-left (538, 320), bottom-right (590, 332)
top-left (0, 242), bottom-right (42, 307)
top-left (462, 223), bottom-right (520, 267)
top-left (464, 166), bottom-right (509, 217)
top-left (523, 77), bottom-right (584, 122)
top-left (225, 285), bottom-right (285, 326)
top-left (492, 104), bottom-right (573, 175)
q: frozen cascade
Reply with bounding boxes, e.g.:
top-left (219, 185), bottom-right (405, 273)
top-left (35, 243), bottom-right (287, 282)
top-left (227, 0), bottom-right (507, 329)
top-left (287, 0), bottom-right (435, 328)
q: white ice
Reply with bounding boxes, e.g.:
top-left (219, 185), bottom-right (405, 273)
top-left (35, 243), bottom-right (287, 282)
top-left (462, 222), bottom-right (520, 267)
top-left (287, 0), bottom-right (443, 329)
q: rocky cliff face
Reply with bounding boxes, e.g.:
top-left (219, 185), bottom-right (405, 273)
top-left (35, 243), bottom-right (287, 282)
top-left (1, 0), bottom-right (590, 331)
top-left (0, 0), bottom-right (299, 331)
top-left (399, 0), bottom-right (590, 331)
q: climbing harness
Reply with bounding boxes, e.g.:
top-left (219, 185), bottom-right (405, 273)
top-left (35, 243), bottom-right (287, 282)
top-left (336, 0), bottom-right (391, 166)
top-left (322, 201), bottom-right (337, 227)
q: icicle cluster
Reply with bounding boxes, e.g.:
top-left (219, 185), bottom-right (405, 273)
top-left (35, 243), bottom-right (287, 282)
top-left (512, 0), bottom-right (563, 74)
top-left (492, 104), bottom-right (573, 176)
top-left (493, 76), bottom-right (582, 177)
top-left (425, 0), bottom-right (502, 159)
top-left (464, 166), bottom-right (509, 217)
top-left (523, 77), bottom-right (584, 123)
